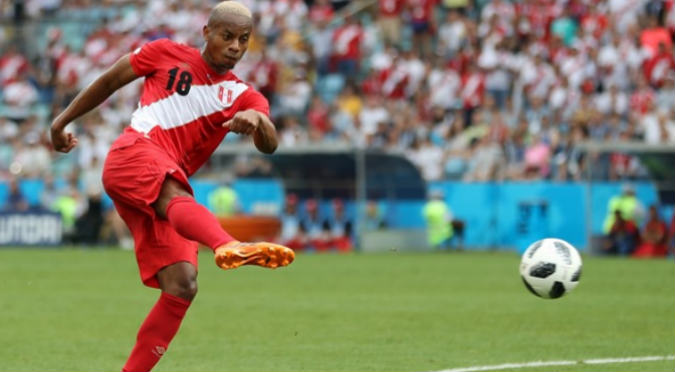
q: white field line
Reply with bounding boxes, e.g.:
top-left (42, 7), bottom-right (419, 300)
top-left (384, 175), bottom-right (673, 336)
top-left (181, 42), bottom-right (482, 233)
top-left (431, 355), bottom-right (675, 372)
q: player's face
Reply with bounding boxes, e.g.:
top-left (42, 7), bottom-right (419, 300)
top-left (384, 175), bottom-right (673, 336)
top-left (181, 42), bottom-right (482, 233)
top-left (203, 14), bottom-right (252, 73)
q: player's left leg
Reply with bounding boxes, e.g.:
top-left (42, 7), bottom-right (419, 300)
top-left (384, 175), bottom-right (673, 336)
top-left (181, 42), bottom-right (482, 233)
top-left (122, 262), bottom-right (196, 372)
top-left (154, 177), bottom-right (295, 270)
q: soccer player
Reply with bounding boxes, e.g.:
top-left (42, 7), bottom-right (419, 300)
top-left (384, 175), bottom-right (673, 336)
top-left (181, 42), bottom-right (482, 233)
top-left (49, 2), bottom-right (295, 371)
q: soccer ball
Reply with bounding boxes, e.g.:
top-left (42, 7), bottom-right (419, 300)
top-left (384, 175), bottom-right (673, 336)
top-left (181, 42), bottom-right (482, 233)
top-left (520, 238), bottom-right (582, 299)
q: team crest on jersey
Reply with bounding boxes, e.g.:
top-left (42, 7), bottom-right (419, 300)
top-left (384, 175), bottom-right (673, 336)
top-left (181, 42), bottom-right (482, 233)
top-left (218, 86), bottom-right (234, 105)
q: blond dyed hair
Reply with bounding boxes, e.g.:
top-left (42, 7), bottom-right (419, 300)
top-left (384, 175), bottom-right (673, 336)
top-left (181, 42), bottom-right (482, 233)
top-left (208, 1), bottom-right (252, 25)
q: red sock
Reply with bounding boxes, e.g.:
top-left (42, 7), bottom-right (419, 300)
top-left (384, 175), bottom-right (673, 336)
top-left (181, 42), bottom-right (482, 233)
top-left (165, 196), bottom-right (235, 250)
top-left (122, 292), bottom-right (191, 372)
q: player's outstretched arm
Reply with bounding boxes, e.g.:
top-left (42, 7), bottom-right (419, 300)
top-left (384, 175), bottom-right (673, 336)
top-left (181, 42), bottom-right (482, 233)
top-left (252, 114), bottom-right (278, 154)
top-left (50, 54), bottom-right (139, 153)
top-left (224, 109), bottom-right (278, 154)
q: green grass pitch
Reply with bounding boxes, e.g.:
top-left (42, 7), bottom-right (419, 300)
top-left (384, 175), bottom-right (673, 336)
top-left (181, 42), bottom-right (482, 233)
top-left (1, 248), bottom-right (673, 372)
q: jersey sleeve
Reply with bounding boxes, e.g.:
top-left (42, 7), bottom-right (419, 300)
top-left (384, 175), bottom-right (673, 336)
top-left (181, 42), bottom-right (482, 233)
top-left (129, 38), bottom-right (173, 77)
top-left (238, 88), bottom-right (271, 117)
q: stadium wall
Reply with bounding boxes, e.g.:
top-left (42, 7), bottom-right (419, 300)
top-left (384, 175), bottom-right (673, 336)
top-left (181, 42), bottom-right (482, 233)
top-left (0, 180), bottom-right (665, 251)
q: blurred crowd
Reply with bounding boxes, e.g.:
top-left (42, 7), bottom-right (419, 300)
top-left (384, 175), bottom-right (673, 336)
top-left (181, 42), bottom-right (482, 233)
top-left (0, 0), bottom-right (674, 187)
top-left (1, 0), bottom-right (675, 244)
top-left (602, 184), bottom-right (675, 257)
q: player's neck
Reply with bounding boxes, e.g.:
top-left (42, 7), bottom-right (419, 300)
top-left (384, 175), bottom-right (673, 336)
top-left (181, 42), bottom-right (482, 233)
top-left (200, 50), bottom-right (230, 76)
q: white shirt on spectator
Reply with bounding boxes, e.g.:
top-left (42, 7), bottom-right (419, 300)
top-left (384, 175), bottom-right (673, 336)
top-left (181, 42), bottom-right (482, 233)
top-left (370, 49), bottom-right (394, 72)
top-left (559, 53), bottom-right (587, 89)
top-left (609, 0), bottom-right (646, 32)
top-left (595, 90), bottom-right (629, 116)
top-left (274, 0), bottom-right (307, 31)
top-left (478, 47), bottom-right (511, 92)
top-left (657, 85), bottom-right (675, 112)
top-left (428, 67), bottom-right (460, 110)
top-left (402, 56), bottom-right (426, 98)
top-left (548, 84), bottom-right (579, 117)
top-left (77, 132), bottom-right (109, 170)
top-left (359, 104), bottom-right (389, 137)
top-left (310, 25), bottom-right (334, 60)
top-left (13, 141), bottom-right (51, 178)
top-left (0, 118), bottom-right (19, 141)
top-left (3, 79), bottom-right (38, 118)
top-left (278, 78), bottom-right (312, 114)
top-left (640, 112), bottom-right (661, 143)
top-left (481, 0), bottom-right (515, 25)
top-left (437, 19), bottom-right (466, 56)
top-left (520, 58), bottom-right (556, 99)
top-left (57, 51), bottom-right (90, 86)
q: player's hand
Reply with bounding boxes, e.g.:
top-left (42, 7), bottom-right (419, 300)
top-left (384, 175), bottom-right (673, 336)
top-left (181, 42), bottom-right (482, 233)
top-left (223, 110), bottom-right (260, 136)
top-left (50, 125), bottom-right (79, 153)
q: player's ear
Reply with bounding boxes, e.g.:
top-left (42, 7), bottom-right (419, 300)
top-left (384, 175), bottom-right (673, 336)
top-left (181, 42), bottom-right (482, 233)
top-left (202, 25), bottom-right (210, 41)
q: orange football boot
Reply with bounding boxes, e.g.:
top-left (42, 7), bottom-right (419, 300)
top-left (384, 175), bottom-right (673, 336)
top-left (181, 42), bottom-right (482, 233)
top-left (214, 241), bottom-right (295, 270)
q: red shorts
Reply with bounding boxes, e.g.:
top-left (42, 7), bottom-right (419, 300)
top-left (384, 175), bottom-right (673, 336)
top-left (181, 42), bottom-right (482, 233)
top-left (102, 130), bottom-right (198, 288)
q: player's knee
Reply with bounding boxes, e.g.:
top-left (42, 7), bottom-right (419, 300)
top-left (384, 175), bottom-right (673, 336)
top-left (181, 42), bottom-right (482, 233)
top-left (166, 276), bottom-right (198, 301)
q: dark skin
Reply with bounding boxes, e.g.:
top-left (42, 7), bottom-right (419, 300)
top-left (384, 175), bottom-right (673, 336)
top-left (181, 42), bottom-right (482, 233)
top-left (50, 10), bottom-right (276, 300)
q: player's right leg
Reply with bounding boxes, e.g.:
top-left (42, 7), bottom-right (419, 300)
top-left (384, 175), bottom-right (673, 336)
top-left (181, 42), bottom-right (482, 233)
top-left (122, 262), bottom-right (196, 372)
top-left (154, 178), bottom-right (295, 271)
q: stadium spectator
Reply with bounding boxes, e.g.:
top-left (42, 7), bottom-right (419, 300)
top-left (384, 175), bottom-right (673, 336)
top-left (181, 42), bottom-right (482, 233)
top-left (2, 73), bottom-right (39, 122)
top-left (550, 8), bottom-right (578, 46)
top-left (331, 15), bottom-right (363, 77)
top-left (39, 174), bottom-right (59, 212)
top-left (73, 192), bottom-right (104, 245)
top-left (54, 176), bottom-right (86, 243)
top-left (307, 96), bottom-right (331, 136)
top-left (276, 69), bottom-right (312, 118)
top-left (377, 0), bottom-right (404, 48)
top-left (302, 198), bottom-right (332, 251)
top-left (438, 9), bottom-right (467, 58)
top-left (309, 0), bottom-right (334, 25)
top-left (308, 15), bottom-right (334, 76)
top-left (326, 198), bottom-right (353, 252)
top-left (11, 132), bottom-right (51, 179)
top-left (278, 193), bottom-right (307, 251)
top-left (633, 205), bottom-right (669, 257)
top-left (422, 189), bottom-right (454, 250)
top-left (408, 0), bottom-right (437, 58)
top-left (364, 199), bottom-right (387, 230)
top-left (605, 209), bottom-right (640, 256)
top-left (208, 176), bottom-right (240, 218)
top-left (602, 184), bottom-right (646, 234)
top-left (3, 176), bottom-right (29, 212)
top-left (246, 47), bottom-right (278, 102)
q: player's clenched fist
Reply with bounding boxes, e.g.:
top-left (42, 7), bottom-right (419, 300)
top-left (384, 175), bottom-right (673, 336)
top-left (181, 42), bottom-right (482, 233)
top-left (223, 109), bottom-right (260, 135)
top-left (50, 125), bottom-right (79, 153)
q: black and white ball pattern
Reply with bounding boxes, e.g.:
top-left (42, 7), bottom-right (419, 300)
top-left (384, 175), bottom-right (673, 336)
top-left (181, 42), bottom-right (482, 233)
top-left (520, 238), bottom-right (582, 299)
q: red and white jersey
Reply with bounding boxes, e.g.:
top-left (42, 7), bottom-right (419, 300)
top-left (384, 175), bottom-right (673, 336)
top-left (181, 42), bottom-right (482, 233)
top-left (481, 0), bottom-right (515, 24)
top-left (0, 52), bottom-right (29, 85)
top-left (331, 24), bottom-right (363, 60)
top-left (644, 52), bottom-right (675, 87)
top-left (124, 38), bottom-right (269, 176)
top-left (630, 88), bottom-right (655, 114)
top-left (461, 72), bottom-right (485, 108)
top-left (379, 0), bottom-right (404, 17)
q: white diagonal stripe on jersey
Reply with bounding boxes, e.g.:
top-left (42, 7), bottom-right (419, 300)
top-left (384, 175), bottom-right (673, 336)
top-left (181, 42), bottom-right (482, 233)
top-left (130, 80), bottom-right (250, 133)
